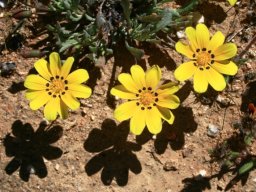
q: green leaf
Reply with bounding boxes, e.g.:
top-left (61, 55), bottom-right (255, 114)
top-left (239, 161), bottom-right (254, 175)
top-left (244, 134), bottom-right (253, 145)
top-left (121, 0), bottom-right (131, 25)
top-left (155, 8), bottom-right (178, 32)
top-left (125, 41), bottom-right (144, 59)
top-left (60, 39), bottom-right (79, 52)
top-left (228, 151), bottom-right (240, 160)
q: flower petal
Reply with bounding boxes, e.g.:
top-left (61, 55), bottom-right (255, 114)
top-left (193, 69), bottom-right (208, 93)
top-left (206, 67), bottom-right (226, 91)
top-left (174, 61), bottom-right (197, 81)
top-left (158, 82), bottom-right (179, 89)
top-left (24, 75), bottom-right (48, 90)
top-left (130, 109), bottom-right (146, 135)
top-left (196, 24), bottom-right (210, 49)
top-left (157, 95), bottom-right (180, 109)
top-left (118, 73), bottom-right (138, 93)
top-left (145, 65), bottom-right (161, 89)
top-left (61, 92), bottom-right (80, 110)
top-left (207, 31), bottom-right (225, 52)
top-left (34, 59), bottom-right (51, 81)
top-left (146, 107), bottom-right (162, 134)
top-left (157, 83), bottom-right (180, 95)
top-left (58, 100), bottom-right (69, 119)
top-left (68, 84), bottom-right (92, 98)
top-left (228, 0), bottom-right (237, 6)
top-left (157, 106), bottom-right (174, 124)
top-left (110, 85), bottom-right (137, 99)
top-left (114, 101), bottom-right (138, 122)
top-left (130, 65), bottom-right (146, 88)
top-left (25, 90), bottom-right (45, 100)
top-left (29, 91), bottom-right (51, 110)
top-left (66, 69), bottom-right (89, 84)
top-left (175, 41), bottom-right (194, 59)
top-left (185, 26), bottom-right (198, 52)
top-left (44, 98), bottom-right (59, 121)
top-left (211, 61), bottom-right (238, 75)
top-left (49, 52), bottom-right (61, 77)
top-left (214, 43), bottom-right (237, 61)
top-left (60, 56), bottom-right (74, 79)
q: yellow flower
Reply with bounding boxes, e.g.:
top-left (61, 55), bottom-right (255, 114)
top-left (111, 65), bottom-right (180, 135)
top-left (24, 52), bottom-right (92, 121)
top-left (228, 0), bottom-right (237, 6)
top-left (174, 23), bottom-right (238, 93)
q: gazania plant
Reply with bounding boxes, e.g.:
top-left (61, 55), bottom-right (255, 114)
top-left (111, 65), bottom-right (180, 135)
top-left (174, 23), bottom-right (238, 93)
top-left (24, 52), bottom-right (92, 121)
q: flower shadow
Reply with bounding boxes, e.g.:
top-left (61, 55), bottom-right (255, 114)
top-left (84, 119), bottom-right (142, 186)
top-left (154, 106), bottom-right (198, 154)
top-left (3, 120), bottom-right (63, 181)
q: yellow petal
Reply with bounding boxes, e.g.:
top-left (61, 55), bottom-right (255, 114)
top-left (175, 41), bottom-right (194, 59)
top-left (130, 65), bottom-right (146, 88)
top-left (206, 67), bottom-right (226, 91)
top-left (157, 106), bottom-right (174, 124)
top-left (193, 69), bottom-right (208, 93)
top-left (34, 58), bottom-right (51, 81)
top-left (60, 57), bottom-right (74, 79)
top-left (146, 107), bottom-right (162, 134)
top-left (157, 95), bottom-right (180, 109)
top-left (49, 52), bottom-right (61, 77)
top-left (207, 31), bottom-right (225, 52)
top-left (228, 0), bottom-right (237, 6)
top-left (29, 91), bottom-right (51, 110)
top-left (157, 83), bottom-right (180, 95)
top-left (130, 109), bottom-right (146, 135)
top-left (68, 84), bottom-right (92, 98)
top-left (196, 23), bottom-right (210, 49)
top-left (24, 75), bottom-right (48, 90)
top-left (58, 100), bottom-right (69, 119)
top-left (158, 82), bottom-right (179, 89)
top-left (25, 90), bottom-right (45, 100)
top-left (66, 69), bottom-right (89, 84)
top-left (44, 98), bottom-right (59, 121)
top-left (185, 26), bottom-right (198, 52)
top-left (174, 61), bottom-right (197, 81)
top-left (214, 43), bottom-right (237, 61)
top-left (118, 73), bottom-right (138, 93)
top-left (145, 65), bottom-right (161, 89)
top-left (211, 61), bottom-right (238, 75)
top-left (110, 85), bottom-right (137, 99)
top-left (61, 92), bottom-right (80, 110)
top-left (114, 101), bottom-right (138, 122)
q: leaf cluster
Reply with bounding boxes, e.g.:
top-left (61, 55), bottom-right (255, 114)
top-left (45, 0), bottom-right (197, 63)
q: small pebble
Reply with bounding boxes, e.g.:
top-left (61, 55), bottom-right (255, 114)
top-left (182, 148), bottom-right (193, 158)
top-left (176, 30), bottom-right (185, 38)
top-left (163, 161), bottom-right (178, 171)
top-left (28, 165), bottom-right (35, 174)
top-left (55, 164), bottom-right (60, 171)
top-left (207, 124), bottom-right (219, 138)
top-left (199, 169), bottom-right (207, 177)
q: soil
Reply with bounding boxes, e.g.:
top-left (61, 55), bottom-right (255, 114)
top-left (0, 1), bottom-right (256, 192)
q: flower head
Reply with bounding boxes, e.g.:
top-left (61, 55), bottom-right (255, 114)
top-left (111, 65), bottom-right (180, 135)
top-left (228, 0), bottom-right (237, 6)
top-left (24, 52), bottom-right (92, 121)
top-left (174, 23), bottom-right (238, 93)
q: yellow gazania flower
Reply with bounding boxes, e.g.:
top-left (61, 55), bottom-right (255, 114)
top-left (228, 0), bottom-right (237, 6)
top-left (24, 52), bottom-right (92, 121)
top-left (111, 65), bottom-right (180, 135)
top-left (174, 23), bottom-right (238, 93)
